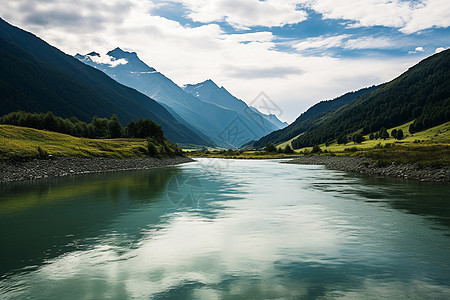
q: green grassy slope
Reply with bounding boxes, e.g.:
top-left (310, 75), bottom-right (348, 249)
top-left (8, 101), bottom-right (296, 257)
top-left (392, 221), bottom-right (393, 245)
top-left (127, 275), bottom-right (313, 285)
top-left (0, 125), bottom-right (179, 160)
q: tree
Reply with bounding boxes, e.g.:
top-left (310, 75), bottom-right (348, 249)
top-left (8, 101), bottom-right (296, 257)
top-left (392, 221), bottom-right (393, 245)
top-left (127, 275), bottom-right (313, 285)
top-left (311, 144), bottom-right (322, 153)
top-left (92, 116), bottom-right (109, 138)
top-left (337, 135), bottom-right (348, 144)
top-left (147, 138), bottom-right (159, 157)
top-left (352, 133), bottom-right (364, 144)
top-left (108, 114), bottom-right (123, 138)
top-left (264, 143), bottom-right (277, 153)
top-left (391, 129), bottom-right (397, 139)
top-left (284, 145), bottom-right (294, 154)
top-left (379, 127), bottom-right (389, 139)
top-left (396, 129), bottom-right (404, 140)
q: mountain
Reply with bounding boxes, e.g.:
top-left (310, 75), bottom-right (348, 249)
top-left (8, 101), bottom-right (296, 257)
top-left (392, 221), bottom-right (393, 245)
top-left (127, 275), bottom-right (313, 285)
top-left (253, 85), bottom-right (380, 148)
top-left (0, 18), bottom-right (208, 145)
top-left (75, 49), bottom-right (286, 148)
top-left (285, 49), bottom-right (450, 149)
top-left (183, 79), bottom-right (287, 129)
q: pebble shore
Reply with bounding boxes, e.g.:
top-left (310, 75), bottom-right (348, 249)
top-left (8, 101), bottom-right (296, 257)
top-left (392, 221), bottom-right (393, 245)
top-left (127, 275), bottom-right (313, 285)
top-left (0, 156), bottom-right (193, 183)
top-left (284, 156), bottom-right (450, 182)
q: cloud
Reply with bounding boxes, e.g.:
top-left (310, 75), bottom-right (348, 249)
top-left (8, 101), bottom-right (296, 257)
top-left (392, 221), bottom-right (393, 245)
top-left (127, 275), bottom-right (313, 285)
top-left (408, 46), bottom-right (424, 54)
top-left (400, 0), bottom-right (450, 34)
top-left (344, 36), bottom-right (395, 50)
top-left (435, 47), bottom-right (446, 53)
top-left (294, 34), bottom-right (395, 51)
top-left (227, 66), bottom-right (303, 79)
top-left (165, 0), bottom-right (307, 29)
top-left (303, 0), bottom-right (450, 34)
top-left (0, 0), bottom-right (430, 122)
top-left (294, 34), bottom-right (351, 51)
top-left (88, 53), bottom-right (128, 67)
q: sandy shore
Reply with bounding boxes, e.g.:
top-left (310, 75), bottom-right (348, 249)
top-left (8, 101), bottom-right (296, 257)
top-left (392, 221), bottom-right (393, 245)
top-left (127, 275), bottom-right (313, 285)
top-left (284, 156), bottom-right (449, 182)
top-left (0, 156), bottom-right (193, 183)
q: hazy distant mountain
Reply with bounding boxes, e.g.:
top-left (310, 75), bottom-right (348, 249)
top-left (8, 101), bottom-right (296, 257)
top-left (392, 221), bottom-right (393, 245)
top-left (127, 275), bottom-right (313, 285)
top-left (183, 79), bottom-right (287, 129)
top-left (76, 49), bottom-right (286, 147)
top-left (0, 18), bottom-right (208, 144)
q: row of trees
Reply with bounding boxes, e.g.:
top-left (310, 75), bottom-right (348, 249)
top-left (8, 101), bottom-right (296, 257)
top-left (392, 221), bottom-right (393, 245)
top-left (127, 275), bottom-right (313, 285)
top-left (0, 111), bottom-right (165, 140)
top-left (264, 143), bottom-right (294, 154)
top-left (334, 127), bottom-right (405, 146)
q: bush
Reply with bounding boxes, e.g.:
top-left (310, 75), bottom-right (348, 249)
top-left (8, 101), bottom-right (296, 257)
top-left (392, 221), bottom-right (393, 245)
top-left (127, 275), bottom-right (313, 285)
top-left (284, 145), bottom-right (294, 154)
top-left (352, 133), bottom-right (364, 144)
top-left (146, 139), bottom-right (159, 157)
top-left (264, 143), bottom-right (277, 153)
top-left (311, 144), bottom-right (322, 153)
top-left (37, 146), bottom-right (48, 158)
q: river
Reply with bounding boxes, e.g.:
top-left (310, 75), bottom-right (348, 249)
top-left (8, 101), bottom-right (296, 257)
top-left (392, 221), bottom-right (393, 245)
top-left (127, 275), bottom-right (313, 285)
top-left (1, 158), bottom-right (449, 299)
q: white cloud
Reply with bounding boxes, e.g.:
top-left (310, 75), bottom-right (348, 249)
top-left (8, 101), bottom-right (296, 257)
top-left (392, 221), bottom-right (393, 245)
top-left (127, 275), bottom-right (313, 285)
top-left (0, 0), bottom-right (428, 123)
top-left (400, 0), bottom-right (450, 34)
top-left (294, 34), bottom-right (351, 51)
top-left (344, 36), bottom-right (395, 50)
top-left (294, 34), bottom-right (395, 51)
top-left (166, 0), bottom-right (307, 29)
top-left (408, 46), bottom-right (425, 54)
top-left (435, 47), bottom-right (446, 53)
top-left (303, 0), bottom-right (450, 34)
top-left (87, 54), bottom-right (128, 67)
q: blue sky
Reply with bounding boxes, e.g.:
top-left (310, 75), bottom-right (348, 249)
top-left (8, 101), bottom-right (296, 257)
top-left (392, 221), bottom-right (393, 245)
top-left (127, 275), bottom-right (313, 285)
top-left (1, 0), bottom-right (449, 122)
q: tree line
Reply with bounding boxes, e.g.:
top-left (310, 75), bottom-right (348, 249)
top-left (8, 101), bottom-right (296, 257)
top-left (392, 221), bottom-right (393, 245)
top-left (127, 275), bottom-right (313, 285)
top-left (0, 111), bottom-right (164, 140)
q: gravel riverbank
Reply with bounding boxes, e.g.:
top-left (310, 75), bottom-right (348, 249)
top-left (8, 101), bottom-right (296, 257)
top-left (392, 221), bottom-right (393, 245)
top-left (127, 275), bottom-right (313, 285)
top-left (0, 156), bottom-right (193, 183)
top-left (284, 156), bottom-right (450, 182)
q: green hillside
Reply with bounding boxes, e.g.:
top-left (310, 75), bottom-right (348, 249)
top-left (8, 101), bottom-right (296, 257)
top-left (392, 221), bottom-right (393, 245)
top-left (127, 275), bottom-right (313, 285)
top-left (0, 125), bottom-right (181, 161)
top-left (253, 85), bottom-right (379, 148)
top-left (290, 49), bottom-right (450, 149)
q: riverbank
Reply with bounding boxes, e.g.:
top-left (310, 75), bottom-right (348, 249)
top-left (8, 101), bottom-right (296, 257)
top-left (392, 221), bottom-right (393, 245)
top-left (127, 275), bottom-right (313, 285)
top-left (0, 156), bottom-right (193, 182)
top-left (284, 156), bottom-right (450, 182)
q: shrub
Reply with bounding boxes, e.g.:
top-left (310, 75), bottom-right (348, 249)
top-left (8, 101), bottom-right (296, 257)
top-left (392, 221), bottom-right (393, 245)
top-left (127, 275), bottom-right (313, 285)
top-left (146, 138), bottom-right (159, 157)
top-left (284, 145), bottom-right (294, 154)
top-left (264, 143), bottom-right (277, 153)
top-left (311, 144), bottom-right (322, 153)
top-left (37, 146), bottom-right (48, 158)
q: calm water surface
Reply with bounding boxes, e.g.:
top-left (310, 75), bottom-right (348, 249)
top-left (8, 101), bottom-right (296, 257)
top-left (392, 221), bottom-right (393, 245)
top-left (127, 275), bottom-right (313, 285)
top-left (1, 158), bottom-right (449, 299)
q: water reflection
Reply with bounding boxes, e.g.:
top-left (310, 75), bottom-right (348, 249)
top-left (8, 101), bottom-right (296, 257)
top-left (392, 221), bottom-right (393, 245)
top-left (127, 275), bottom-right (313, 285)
top-left (0, 168), bottom-right (180, 277)
top-left (0, 159), bottom-right (450, 299)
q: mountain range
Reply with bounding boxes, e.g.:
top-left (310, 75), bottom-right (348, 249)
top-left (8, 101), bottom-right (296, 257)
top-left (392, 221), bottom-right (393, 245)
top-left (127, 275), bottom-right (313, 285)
top-left (0, 17), bottom-right (208, 145)
top-left (75, 49), bottom-right (287, 148)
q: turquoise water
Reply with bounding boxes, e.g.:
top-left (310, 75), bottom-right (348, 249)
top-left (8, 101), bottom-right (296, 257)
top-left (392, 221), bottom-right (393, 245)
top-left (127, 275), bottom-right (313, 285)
top-left (1, 158), bottom-right (449, 299)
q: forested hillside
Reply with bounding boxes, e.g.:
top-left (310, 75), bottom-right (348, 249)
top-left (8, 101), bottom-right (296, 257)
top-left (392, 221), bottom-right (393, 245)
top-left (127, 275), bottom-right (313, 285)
top-left (291, 49), bottom-right (450, 149)
top-left (253, 85), bottom-right (379, 148)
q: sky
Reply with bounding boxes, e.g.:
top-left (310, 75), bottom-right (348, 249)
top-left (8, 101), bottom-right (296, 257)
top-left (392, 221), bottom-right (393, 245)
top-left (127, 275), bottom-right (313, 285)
top-left (1, 0), bottom-right (449, 123)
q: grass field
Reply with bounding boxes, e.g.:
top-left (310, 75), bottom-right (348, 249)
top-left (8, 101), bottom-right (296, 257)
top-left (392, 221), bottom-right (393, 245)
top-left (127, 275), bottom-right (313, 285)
top-left (188, 121), bottom-right (450, 165)
top-left (0, 125), bottom-right (150, 160)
